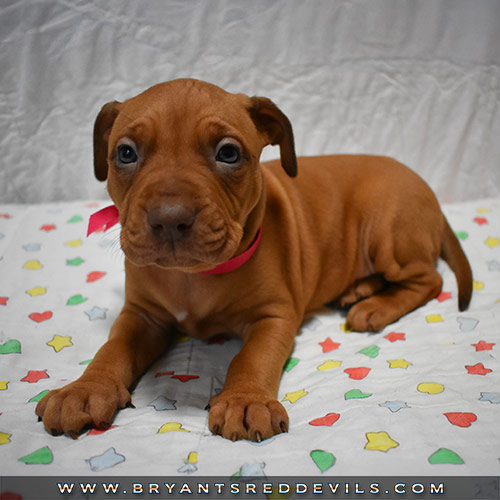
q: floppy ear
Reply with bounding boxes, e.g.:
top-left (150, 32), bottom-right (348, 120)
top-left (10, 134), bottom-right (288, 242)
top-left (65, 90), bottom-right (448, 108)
top-left (249, 97), bottom-right (298, 177)
top-left (93, 101), bottom-right (121, 181)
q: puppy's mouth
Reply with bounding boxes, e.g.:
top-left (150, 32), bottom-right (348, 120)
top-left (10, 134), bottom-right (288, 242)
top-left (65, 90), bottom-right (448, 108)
top-left (120, 206), bottom-right (243, 271)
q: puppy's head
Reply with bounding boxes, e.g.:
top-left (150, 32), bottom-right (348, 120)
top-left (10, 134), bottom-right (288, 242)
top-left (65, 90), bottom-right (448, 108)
top-left (93, 79), bottom-right (296, 271)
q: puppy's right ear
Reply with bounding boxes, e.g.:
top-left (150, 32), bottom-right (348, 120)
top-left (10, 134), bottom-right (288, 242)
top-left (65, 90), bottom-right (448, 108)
top-left (93, 101), bottom-right (121, 181)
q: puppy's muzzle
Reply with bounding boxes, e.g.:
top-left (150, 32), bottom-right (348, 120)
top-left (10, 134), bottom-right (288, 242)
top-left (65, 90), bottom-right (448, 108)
top-left (147, 204), bottom-right (196, 243)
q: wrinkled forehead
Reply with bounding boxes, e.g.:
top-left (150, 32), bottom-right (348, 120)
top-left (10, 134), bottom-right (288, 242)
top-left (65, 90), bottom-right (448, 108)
top-left (110, 79), bottom-right (259, 149)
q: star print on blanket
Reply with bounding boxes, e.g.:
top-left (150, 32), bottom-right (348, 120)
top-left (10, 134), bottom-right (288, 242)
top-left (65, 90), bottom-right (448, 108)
top-left (0, 199), bottom-right (499, 475)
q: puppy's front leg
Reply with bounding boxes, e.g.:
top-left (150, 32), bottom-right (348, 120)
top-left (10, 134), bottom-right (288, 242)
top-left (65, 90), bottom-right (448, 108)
top-left (208, 317), bottom-right (296, 442)
top-left (36, 307), bottom-right (171, 438)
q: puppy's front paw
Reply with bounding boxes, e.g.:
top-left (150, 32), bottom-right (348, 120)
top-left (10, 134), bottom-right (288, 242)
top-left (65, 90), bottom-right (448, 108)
top-left (208, 391), bottom-right (289, 442)
top-left (35, 375), bottom-right (131, 438)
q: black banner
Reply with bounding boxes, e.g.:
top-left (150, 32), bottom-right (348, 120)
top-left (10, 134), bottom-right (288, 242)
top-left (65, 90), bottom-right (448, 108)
top-left (1, 476), bottom-right (499, 500)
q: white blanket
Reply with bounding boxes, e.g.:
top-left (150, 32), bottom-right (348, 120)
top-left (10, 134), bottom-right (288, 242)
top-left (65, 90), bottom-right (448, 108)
top-left (0, 198), bottom-right (499, 475)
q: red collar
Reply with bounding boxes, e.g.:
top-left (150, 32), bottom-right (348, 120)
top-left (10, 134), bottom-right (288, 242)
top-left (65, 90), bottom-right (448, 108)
top-left (199, 226), bottom-right (262, 275)
top-left (87, 205), bottom-right (262, 274)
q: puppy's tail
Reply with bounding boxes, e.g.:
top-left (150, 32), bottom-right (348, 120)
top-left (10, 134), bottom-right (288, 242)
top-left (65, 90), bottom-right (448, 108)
top-left (440, 217), bottom-right (473, 311)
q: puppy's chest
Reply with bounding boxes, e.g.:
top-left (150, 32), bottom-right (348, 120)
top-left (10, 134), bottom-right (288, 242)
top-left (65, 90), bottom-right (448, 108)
top-left (168, 302), bottom-right (237, 340)
top-left (157, 277), bottom-right (240, 340)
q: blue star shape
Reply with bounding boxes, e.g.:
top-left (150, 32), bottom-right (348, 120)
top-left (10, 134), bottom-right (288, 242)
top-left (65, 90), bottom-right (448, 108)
top-left (487, 260), bottom-right (500, 271)
top-left (22, 243), bottom-right (41, 252)
top-left (84, 306), bottom-right (108, 321)
top-left (479, 392), bottom-right (500, 404)
top-left (178, 463), bottom-right (198, 474)
top-left (148, 396), bottom-right (177, 411)
top-left (88, 447), bottom-right (125, 472)
top-left (379, 401), bottom-right (409, 413)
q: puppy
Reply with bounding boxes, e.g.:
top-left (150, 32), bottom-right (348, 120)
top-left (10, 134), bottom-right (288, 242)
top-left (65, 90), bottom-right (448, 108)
top-left (36, 78), bottom-right (472, 441)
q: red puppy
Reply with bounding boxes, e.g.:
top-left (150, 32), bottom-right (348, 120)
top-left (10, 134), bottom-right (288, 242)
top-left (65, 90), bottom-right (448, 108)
top-left (37, 79), bottom-right (472, 441)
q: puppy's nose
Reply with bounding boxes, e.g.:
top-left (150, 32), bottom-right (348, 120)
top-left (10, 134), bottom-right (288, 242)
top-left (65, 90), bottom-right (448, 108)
top-left (147, 205), bottom-right (195, 241)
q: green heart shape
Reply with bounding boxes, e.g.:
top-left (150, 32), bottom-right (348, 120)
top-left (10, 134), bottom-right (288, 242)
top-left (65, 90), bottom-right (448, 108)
top-left (283, 357), bottom-right (299, 372)
top-left (66, 257), bottom-right (84, 267)
top-left (67, 294), bottom-right (88, 306)
top-left (67, 215), bottom-right (83, 223)
top-left (18, 446), bottom-right (53, 465)
top-left (310, 449), bottom-right (336, 472)
top-left (345, 389), bottom-right (372, 400)
top-left (0, 339), bottom-right (21, 354)
top-left (359, 345), bottom-right (379, 358)
top-left (456, 231), bottom-right (468, 241)
top-left (428, 448), bottom-right (464, 465)
top-left (28, 390), bottom-right (49, 403)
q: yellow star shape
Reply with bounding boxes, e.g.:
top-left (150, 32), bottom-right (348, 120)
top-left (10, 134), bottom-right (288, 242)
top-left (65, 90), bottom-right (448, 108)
top-left (0, 432), bottom-right (11, 445)
top-left (47, 335), bottom-right (73, 352)
top-left (0, 381), bottom-right (8, 390)
top-left (282, 388), bottom-right (308, 404)
top-left (26, 286), bottom-right (47, 297)
top-left (473, 280), bottom-right (484, 291)
top-left (387, 359), bottom-right (413, 369)
top-left (485, 236), bottom-right (499, 249)
top-left (65, 239), bottom-right (82, 247)
top-left (365, 431), bottom-right (399, 452)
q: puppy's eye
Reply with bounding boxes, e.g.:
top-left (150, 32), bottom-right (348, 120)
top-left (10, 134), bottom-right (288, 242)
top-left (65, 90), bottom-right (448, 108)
top-left (216, 144), bottom-right (240, 165)
top-left (117, 144), bottom-right (138, 165)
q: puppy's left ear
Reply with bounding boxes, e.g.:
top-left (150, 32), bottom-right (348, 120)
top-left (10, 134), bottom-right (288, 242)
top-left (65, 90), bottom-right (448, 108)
top-left (93, 101), bottom-right (121, 181)
top-left (249, 97), bottom-right (297, 177)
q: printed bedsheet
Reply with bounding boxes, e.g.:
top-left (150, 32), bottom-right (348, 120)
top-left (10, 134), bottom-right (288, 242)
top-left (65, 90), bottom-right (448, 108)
top-left (0, 198), bottom-right (499, 476)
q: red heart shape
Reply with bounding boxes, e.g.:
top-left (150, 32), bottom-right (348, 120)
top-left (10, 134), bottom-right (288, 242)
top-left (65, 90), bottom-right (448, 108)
top-left (88, 426), bottom-right (117, 435)
top-left (309, 412), bottom-right (340, 427)
top-left (171, 374), bottom-right (199, 383)
top-left (86, 271), bottom-right (106, 283)
top-left (344, 367), bottom-right (370, 380)
top-left (444, 412), bottom-right (477, 427)
top-left (29, 311), bottom-right (53, 323)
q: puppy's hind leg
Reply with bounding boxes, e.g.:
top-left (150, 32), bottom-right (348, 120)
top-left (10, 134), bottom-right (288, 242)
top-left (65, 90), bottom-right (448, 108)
top-left (338, 274), bottom-right (387, 309)
top-left (345, 264), bottom-right (442, 332)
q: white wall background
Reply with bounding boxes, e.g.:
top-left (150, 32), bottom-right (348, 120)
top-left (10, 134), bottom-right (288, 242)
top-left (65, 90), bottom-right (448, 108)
top-left (1, 0), bottom-right (499, 204)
